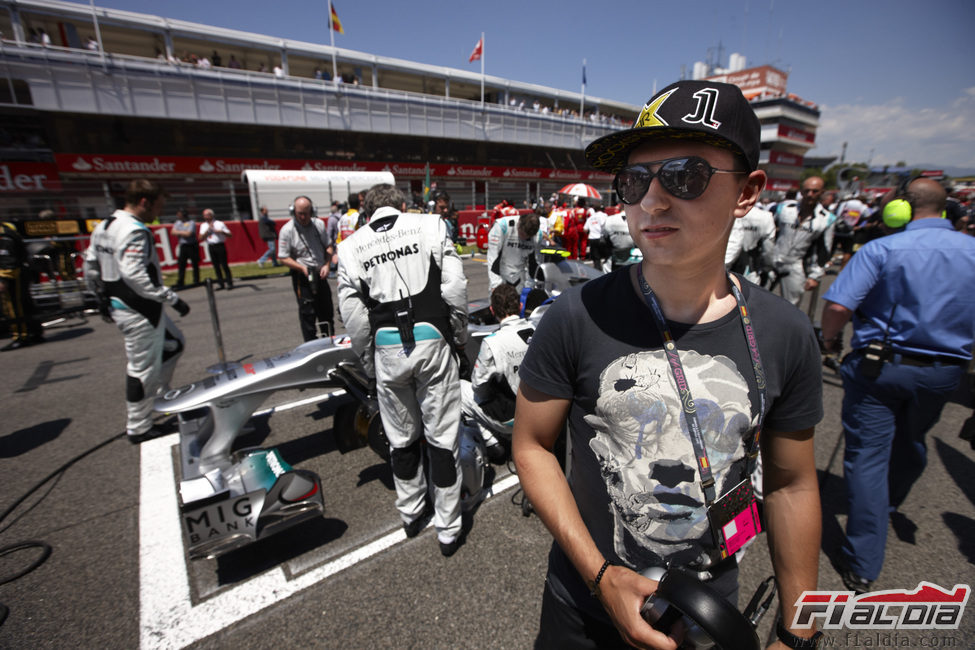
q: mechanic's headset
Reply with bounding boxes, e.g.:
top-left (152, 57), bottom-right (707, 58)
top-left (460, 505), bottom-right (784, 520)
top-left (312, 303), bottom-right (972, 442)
top-left (640, 567), bottom-right (762, 650)
top-left (882, 176), bottom-right (915, 229)
top-left (289, 196), bottom-right (317, 219)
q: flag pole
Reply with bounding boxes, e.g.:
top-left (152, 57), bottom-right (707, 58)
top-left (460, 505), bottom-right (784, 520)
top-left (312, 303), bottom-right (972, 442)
top-left (580, 58), bottom-right (586, 117)
top-left (480, 32), bottom-right (485, 107)
top-left (328, 0), bottom-right (338, 82)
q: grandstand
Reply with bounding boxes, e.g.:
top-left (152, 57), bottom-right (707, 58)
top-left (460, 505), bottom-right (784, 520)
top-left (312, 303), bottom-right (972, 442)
top-left (0, 0), bottom-right (639, 221)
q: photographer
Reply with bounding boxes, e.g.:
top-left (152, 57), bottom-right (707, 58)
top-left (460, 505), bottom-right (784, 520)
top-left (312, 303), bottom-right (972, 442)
top-left (278, 195), bottom-right (335, 341)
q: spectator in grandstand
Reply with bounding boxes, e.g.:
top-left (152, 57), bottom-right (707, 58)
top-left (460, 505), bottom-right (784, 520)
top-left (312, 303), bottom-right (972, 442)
top-left (172, 208), bottom-right (201, 287)
top-left (199, 208), bottom-right (233, 290)
top-left (227, 55), bottom-right (241, 69)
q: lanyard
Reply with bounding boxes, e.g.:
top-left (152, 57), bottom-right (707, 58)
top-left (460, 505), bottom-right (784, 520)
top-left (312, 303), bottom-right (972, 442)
top-left (636, 268), bottom-right (768, 505)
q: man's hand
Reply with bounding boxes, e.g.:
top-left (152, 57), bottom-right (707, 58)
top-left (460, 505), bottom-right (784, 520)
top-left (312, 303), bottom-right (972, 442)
top-left (803, 277), bottom-right (819, 291)
top-left (319, 264), bottom-right (330, 279)
top-left (173, 298), bottom-right (191, 317)
top-left (596, 565), bottom-right (678, 650)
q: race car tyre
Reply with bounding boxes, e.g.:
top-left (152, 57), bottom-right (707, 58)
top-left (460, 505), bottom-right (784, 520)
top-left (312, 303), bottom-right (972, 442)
top-left (332, 403), bottom-right (366, 453)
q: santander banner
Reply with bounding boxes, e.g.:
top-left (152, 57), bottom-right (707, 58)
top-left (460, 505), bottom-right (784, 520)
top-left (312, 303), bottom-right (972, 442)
top-left (55, 154), bottom-right (613, 182)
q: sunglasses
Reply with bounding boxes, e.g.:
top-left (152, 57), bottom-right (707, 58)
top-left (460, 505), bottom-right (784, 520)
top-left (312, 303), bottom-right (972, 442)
top-left (614, 156), bottom-right (746, 204)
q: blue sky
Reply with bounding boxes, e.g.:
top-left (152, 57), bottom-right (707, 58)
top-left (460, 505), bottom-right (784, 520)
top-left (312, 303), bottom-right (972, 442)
top-left (72, 0), bottom-right (975, 171)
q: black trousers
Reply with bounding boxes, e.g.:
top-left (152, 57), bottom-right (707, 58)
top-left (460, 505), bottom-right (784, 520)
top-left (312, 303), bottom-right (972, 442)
top-left (176, 243), bottom-right (200, 286)
top-left (208, 242), bottom-right (232, 288)
top-left (290, 270), bottom-right (334, 341)
top-left (588, 237), bottom-right (609, 270)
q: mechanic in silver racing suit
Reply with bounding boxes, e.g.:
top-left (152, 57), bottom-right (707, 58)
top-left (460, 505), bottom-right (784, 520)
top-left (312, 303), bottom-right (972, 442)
top-left (83, 179), bottom-right (189, 443)
top-left (460, 283), bottom-right (533, 464)
top-left (486, 212), bottom-right (543, 291)
top-left (769, 175), bottom-right (837, 306)
top-left (337, 184), bottom-right (470, 557)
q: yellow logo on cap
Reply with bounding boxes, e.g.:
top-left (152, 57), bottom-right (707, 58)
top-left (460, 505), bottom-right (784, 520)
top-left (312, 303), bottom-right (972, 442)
top-left (635, 89), bottom-right (677, 128)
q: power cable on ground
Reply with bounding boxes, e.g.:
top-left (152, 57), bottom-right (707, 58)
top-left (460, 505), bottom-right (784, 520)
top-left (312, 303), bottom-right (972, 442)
top-left (0, 431), bottom-right (125, 628)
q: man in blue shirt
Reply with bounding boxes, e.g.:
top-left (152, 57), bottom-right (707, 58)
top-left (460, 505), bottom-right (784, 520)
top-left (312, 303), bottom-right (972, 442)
top-left (821, 178), bottom-right (975, 594)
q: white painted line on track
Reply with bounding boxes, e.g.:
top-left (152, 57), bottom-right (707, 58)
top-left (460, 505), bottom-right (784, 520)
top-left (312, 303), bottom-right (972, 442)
top-left (138, 394), bottom-right (521, 650)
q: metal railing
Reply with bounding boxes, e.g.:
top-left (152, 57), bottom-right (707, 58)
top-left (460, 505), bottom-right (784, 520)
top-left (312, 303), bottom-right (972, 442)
top-left (0, 41), bottom-right (626, 150)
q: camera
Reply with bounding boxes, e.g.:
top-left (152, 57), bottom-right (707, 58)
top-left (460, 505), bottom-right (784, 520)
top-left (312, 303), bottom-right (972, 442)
top-left (306, 265), bottom-right (320, 294)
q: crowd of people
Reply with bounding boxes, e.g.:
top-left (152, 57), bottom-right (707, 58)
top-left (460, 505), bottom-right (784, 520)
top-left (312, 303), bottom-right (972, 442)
top-left (4, 76), bottom-right (974, 650)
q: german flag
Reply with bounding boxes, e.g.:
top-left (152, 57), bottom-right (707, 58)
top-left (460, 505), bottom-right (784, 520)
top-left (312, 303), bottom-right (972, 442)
top-left (330, 2), bottom-right (345, 34)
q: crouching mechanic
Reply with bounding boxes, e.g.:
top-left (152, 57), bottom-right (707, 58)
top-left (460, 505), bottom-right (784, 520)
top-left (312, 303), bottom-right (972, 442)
top-left (487, 211), bottom-right (543, 291)
top-left (84, 179), bottom-right (190, 444)
top-left (460, 283), bottom-right (534, 464)
top-left (514, 80), bottom-right (823, 649)
top-left (337, 184), bottom-right (470, 557)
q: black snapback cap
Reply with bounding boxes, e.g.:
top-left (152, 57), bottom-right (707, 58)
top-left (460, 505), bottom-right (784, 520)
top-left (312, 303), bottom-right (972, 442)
top-left (585, 80), bottom-right (761, 174)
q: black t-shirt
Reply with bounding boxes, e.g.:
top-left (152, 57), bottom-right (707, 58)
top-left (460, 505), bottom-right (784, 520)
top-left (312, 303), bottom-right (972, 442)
top-left (519, 265), bottom-right (823, 614)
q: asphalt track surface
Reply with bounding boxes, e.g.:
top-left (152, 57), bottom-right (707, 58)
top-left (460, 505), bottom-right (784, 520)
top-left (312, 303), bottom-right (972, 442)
top-left (1, 258), bottom-right (974, 649)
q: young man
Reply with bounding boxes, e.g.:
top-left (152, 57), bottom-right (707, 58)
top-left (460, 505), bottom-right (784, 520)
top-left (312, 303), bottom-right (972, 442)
top-left (84, 179), bottom-right (190, 443)
top-left (513, 80), bottom-right (824, 649)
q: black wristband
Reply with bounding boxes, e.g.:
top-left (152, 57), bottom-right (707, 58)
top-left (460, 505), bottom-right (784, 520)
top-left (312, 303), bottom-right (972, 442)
top-left (776, 619), bottom-right (823, 649)
top-left (590, 560), bottom-right (612, 596)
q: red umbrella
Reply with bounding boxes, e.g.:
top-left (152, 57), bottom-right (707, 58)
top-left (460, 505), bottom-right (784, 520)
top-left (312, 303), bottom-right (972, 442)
top-left (558, 183), bottom-right (601, 200)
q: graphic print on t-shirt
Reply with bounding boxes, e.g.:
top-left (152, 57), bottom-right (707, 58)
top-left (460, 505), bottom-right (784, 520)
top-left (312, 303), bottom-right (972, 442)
top-left (584, 348), bottom-right (754, 568)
